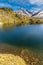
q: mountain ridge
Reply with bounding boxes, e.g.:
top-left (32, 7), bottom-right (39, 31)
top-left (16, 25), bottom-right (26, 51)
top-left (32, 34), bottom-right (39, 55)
top-left (0, 7), bottom-right (43, 26)
top-left (16, 8), bottom-right (43, 18)
top-left (32, 10), bottom-right (43, 18)
top-left (16, 8), bottom-right (32, 17)
top-left (1, 7), bottom-right (42, 18)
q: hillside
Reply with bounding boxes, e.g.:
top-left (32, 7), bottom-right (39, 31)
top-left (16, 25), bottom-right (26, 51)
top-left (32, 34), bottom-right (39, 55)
top-left (0, 8), bottom-right (31, 27)
top-left (0, 8), bottom-right (43, 27)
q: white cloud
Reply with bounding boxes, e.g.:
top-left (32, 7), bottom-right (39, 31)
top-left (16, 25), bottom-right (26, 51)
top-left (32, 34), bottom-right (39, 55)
top-left (8, 0), bottom-right (30, 6)
top-left (0, 3), bottom-right (12, 8)
top-left (8, 0), bottom-right (43, 6)
top-left (29, 0), bottom-right (43, 5)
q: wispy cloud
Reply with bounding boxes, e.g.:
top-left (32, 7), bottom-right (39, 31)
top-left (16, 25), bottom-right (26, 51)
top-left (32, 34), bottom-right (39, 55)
top-left (0, 3), bottom-right (21, 11)
top-left (0, 3), bottom-right (12, 8)
top-left (8, 0), bottom-right (30, 6)
top-left (8, 0), bottom-right (43, 6)
top-left (8, 0), bottom-right (43, 11)
top-left (0, 0), bottom-right (43, 12)
top-left (29, 0), bottom-right (43, 6)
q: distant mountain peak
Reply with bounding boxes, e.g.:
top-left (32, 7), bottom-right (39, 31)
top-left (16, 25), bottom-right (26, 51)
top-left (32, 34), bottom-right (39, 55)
top-left (16, 8), bottom-right (32, 17)
top-left (32, 10), bottom-right (43, 18)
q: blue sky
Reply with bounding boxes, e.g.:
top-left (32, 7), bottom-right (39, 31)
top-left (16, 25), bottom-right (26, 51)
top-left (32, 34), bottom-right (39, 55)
top-left (0, 0), bottom-right (43, 12)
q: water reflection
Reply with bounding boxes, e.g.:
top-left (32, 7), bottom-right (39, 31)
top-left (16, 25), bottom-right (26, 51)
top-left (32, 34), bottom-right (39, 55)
top-left (0, 25), bottom-right (43, 49)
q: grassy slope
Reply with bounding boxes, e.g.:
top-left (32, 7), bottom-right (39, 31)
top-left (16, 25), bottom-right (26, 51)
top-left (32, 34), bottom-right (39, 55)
top-left (0, 8), bottom-right (43, 28)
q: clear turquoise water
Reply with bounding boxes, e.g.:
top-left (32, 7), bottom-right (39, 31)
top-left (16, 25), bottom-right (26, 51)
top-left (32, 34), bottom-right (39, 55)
top-left (0, 24), bottom-right (43, 50)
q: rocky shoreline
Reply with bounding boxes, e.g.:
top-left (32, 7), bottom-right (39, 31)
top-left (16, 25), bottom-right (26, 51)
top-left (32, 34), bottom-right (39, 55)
top-left (0, 44), bottom-right (43, 65)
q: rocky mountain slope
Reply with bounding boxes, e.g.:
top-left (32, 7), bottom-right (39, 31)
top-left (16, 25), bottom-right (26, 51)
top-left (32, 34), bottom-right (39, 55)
top-left (32, 11), bottom-right (43, 18)
top-left (0, 8), bottom-right (31, 27)
top-left (16, 8), bottom-right (32, 17)
top-left (0, 8), bottom-right (43, 27)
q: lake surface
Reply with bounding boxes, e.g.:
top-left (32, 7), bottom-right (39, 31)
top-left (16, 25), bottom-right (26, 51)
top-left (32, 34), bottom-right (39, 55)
top-left (0, 24), bottom-right (43, 50)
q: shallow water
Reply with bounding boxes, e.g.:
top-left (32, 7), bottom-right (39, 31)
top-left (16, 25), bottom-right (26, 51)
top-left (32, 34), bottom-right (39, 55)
top-left (0, 25), bottom-right (43, 65)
